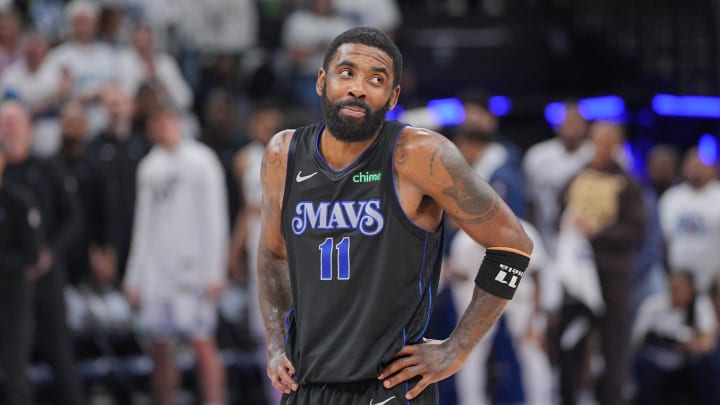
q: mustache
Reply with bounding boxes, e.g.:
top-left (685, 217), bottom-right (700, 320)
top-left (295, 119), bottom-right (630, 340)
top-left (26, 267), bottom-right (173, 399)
top-left (334, 99), bottom-right (371, 115)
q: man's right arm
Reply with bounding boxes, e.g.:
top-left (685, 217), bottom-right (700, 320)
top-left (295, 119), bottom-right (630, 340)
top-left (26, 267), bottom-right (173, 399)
top-left (257, 129), bottom-right (298, 394)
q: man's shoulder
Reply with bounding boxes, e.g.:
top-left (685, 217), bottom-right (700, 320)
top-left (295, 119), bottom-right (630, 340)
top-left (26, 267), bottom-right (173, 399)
top-left (395, 125), bottom-right (450, 153)
top-left (266, 129), bottom-right (297, 159)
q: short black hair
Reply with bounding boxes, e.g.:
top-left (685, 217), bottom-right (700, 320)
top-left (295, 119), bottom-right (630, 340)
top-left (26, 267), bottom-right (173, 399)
top-left (323, 26), bottom-right (403, 87)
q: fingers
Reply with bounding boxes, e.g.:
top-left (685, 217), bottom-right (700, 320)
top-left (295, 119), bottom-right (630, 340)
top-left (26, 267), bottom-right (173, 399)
top-left (382, 364), bottom-right (422, 389)
top-left (405, 376), bottom-right (431, 400)
top-left (267, 355), bottom-right (298, 394)
top-left (378, 350), bottom-right (416, 380)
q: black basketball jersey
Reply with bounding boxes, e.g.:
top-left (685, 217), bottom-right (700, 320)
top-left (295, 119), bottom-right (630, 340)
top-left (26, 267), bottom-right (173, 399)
top-left (281, 121), bottom-right (445, 384)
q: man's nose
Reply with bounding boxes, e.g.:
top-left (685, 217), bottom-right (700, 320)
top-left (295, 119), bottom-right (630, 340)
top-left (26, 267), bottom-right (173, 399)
top-left (347, 77), bottom-right (366, 99)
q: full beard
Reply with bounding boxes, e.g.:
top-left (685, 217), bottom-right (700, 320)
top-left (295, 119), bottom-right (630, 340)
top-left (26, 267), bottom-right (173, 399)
top-left (321, 85), bottom-right (390, 143)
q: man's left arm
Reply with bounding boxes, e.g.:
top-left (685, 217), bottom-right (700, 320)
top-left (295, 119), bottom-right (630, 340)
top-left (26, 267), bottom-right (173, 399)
top-left (380, 129), bottom-right (533, 400)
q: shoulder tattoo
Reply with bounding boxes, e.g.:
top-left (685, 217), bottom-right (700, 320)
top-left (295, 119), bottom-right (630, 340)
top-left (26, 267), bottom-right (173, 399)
top-left (433, 141), bottom-right (500, 224)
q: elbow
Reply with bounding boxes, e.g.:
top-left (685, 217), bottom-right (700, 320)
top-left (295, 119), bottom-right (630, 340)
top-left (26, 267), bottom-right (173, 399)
top-left (519, 229), bottom-right (534, 256)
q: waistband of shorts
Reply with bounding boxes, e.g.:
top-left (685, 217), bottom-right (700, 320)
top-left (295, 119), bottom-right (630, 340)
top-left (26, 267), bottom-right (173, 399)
top-left (300, 378), bottom-right (378, 394)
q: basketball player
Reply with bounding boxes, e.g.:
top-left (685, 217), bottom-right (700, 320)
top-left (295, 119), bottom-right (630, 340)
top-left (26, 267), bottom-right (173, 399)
top-left (257, 27), bottom-right (533, 404)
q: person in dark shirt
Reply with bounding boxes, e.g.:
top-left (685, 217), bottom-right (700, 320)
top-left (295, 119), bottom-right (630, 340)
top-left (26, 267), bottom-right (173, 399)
top-left (0, 148), bottom-right (42, 405)
top-left (86, 83), bottom-right (150, 279)
top-left (558, 121), bottom-right (646, 405)
top-left (57, 100), bottom-right (116, 287)
top-left (0, 100), bottom-right (85, 405)
top-left (257, 27), bottom-right (533, 405)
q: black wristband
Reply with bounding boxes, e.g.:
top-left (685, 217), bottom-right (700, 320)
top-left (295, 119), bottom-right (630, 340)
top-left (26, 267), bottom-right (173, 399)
top-left (475, 248), bottom-right (531, 299)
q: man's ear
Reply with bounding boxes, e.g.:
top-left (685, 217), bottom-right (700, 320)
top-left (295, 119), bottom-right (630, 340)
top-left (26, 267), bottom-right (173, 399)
top-left (316, 68), bottom-right (326, 97)
top-left (388, 85), bottom-right (401, 111)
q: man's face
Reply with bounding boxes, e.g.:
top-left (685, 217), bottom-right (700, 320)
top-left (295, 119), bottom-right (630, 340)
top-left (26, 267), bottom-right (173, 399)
top-left (682, 150), bottom-right (717, 189)
top-left (557, 105), bottom-right (588, 147)
top-left (149, 111), bottom-right (181, 148)
top-left (317, 43), bottom-right (400, 143)
top-left (0, 103), bottom-right (32, 161)
top-left (101, 85), bottom-right (133, 124)
top-left (61, 103), bottom-right (87, 143)
top-left (71, 13), bottom-right (97, 42)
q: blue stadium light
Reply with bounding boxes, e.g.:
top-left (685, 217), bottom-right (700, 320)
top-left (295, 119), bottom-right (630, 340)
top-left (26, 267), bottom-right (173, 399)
top-left (698, 134), bottom-right (718, 165)
top-left (544, 102), bottom-right (566, 126)
top-left (488, 96), bottom-right (512, 116)
top-left (652, 94), bottom-right (720, 118)
top-left (385, 104), bottom-right (404, 121)
top-left (427, 98), bottom-right (466, 126)
top-left (578, 95), bottom-right (626, 120)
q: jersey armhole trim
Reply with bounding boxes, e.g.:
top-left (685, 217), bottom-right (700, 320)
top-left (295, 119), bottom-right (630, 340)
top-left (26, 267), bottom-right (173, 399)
top-left (280, 129), bottom-right (298, 239)
top-left (386, 124), bottom-right (443, 240)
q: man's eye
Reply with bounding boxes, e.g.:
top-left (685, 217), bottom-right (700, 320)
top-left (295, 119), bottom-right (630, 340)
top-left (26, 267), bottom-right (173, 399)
top-left (339, 70), bottom-right (352, 77)
top-left (370, 76), bottom-right (383, 84)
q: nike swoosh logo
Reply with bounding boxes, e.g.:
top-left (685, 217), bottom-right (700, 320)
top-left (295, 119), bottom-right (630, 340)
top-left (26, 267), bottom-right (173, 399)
top-left (296, 171), bottom-right (318, 183)
top-left (370, 395), bottom-right (396, 405)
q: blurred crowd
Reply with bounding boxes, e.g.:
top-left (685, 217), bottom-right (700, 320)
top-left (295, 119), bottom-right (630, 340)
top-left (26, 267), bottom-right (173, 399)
top-left (0, 0), bottom-right (718, 405)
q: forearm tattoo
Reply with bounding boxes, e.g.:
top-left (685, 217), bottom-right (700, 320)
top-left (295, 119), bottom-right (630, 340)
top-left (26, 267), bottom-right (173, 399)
top-left (257, 248), bottom-right (292, 354)
top-left (450, 288), bottom-right (507, 356)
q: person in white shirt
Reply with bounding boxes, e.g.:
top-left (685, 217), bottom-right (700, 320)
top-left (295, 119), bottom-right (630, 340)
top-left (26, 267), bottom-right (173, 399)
top-left (45, 0), bottom-right (117, 135)
top-left (523, 101), bottom-right (592, 256)
top-left (281, 0), bottom-right (353, 111)
top-left (332, 0), bottom-right (402, 37)
top-left (116, 23), bottom-right (192, 111)
top-left (124, 105), bottom-right (228, 405)
top-left (448, 220), bottom-right (554, 405)
top-left (659, 147), bottom-right (720, 293)
top-left (632, 271), bottom-right (719, 404)
top-left (0, 32), bottom-right (71, 156)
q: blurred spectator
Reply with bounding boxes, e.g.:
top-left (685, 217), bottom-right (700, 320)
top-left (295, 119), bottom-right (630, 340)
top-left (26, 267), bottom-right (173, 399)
top-left (558, 121), bottom-right (645, 405)
top-left (0, 100), bottom-right (85, 405)
top-left (227, 99), bottom-right (284, 405)
top-left (281, 0), bottom-right (353, 111)
top-left (0, 147), bottom-right (42, 405)
top-left (632, 169), bottom-right (667, 316)
top-left (332, 0), bottom-right (402, 36)
top-left (97, 3), bottom-right (132, 47)
top-left (632, 271), bottom-right (720, 405)
top-left (199, 89), bottom-right (245, 225)
top-left (229, 100), bottom-right (283, 333)
top-left (0, 7), bottom-right (22, 73)
top-left (523, 100), bottom-right (592, 257)
top-left (46, 0), bottom-right (117, 135)
top-left (659, 147), bottom-right (720, 294)
top-left (123, 105), bottom-right (228, 405)
top-left (117, 22), bottom-right (192, 111)
top-left (173, 0), bottom-right (257, 56)
top-left (132, 78), bottom-right (199, 138)
top-left (459, 90), bottom-right (523, 165)
top-left (56, 100), bottom-right (116, 288)
top-left (448, 220), bottom-right (554, 405)
top-left (28, 0), bottom-right (66, 44)
top-left (646, 143), bottom-right (681, 197)
top-left (0, 32), bottom-right (72, 156)
top-left (86, 83), bottom-right (150, 280)
top-left (453, 125), bottom-right (525, 217)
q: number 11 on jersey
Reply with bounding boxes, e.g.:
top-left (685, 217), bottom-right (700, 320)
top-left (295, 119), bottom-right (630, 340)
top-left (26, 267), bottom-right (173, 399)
top-left (319, 237), bottom-right (351, 280)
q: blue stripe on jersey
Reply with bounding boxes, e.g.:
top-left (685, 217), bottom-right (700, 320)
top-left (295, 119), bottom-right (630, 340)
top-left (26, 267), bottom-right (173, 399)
top-left (415, 282), bottom-right (433, 342)
top-left (405, 382), bottom-right (410, 405)
top-left (284, 306), bottom-right (296, 343)
top-left (418, 231), bottom-right (429, 295)
top-left (402, 327), bottom-right (407, 345)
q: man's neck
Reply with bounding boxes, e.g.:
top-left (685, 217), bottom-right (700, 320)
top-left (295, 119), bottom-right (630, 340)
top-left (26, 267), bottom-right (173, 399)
top-left (319, 129), bottom-right (379, 171)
